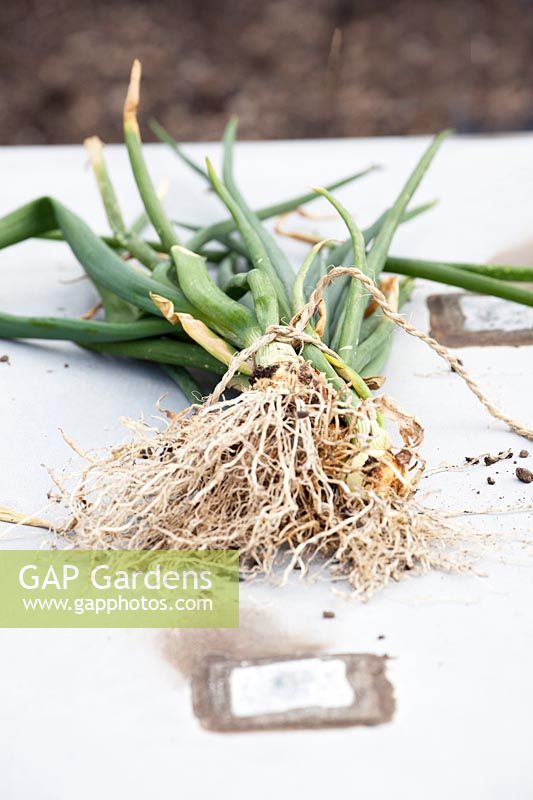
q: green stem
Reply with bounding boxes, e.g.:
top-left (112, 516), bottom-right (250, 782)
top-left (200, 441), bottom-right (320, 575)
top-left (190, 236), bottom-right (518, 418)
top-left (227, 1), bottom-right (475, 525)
top-left (159, 364), bottom-right (203, 403)
top-left (123, 61), bottom-right (180, 252)
top-left (324, 200), bottom-right (437, 329)
top-left (247, 270), bottom-right (279, 330)
top-left (0, 198), bottom-right (196, 319)
top-left (411, 258), bottom-right (533, 282)
top-left (292, 240), bottom-right (333, 315)
top-left (352, 317), bottom-right (396, 373)
top-left (0, 313), bottom-right (174, 343)
top-left (205, 158), bottom-right (292, 322)
top-left (38, 230), bottom-right (166, 253)
top-left (217, 254), bottom-right (237, 290)
top-left (329, 200), bottom-right (437, 266)
top-left (246, 269), bottom-right (295, 366)
top-left (222, 117), bottom-right (295, 306)
top-left (149, 119), bottom-right (210, 180)
top-left (313, 187), bottom-right (368, 363)
top-left (360, 340), bottom-right (394, 378)
top-left (170, 245), bottom-right (259, 346)
top-left (302, 344), bottom-right (363, 400)
top-left (221, 273), bottom-right (249, 300)
top-left (385, 256), bottom-right (533, 307)
top-left (84, 337), bottom-right (227, 373)
top-left (357, 279), bottom-right (417, 378)
top-left (359, 277), bottom-right (415, 341)
top-left (187, 167), bottom-right (378, 251)
top-left (85, 136), bottom-right (162, 270)
top-left (367, 131), bottom-right (450, 279)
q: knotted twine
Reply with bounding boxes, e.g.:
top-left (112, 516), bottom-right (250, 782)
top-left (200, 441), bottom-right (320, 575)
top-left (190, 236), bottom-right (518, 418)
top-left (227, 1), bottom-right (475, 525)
top-left (208, 266), bottom-right (533, 441)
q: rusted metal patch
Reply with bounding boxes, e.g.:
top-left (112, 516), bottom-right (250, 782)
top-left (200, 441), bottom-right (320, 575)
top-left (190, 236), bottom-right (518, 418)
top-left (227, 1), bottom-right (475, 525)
top-left (191, 653), bottom-right (394, 732)
top-left (428, 293), bottom-right (533, 347)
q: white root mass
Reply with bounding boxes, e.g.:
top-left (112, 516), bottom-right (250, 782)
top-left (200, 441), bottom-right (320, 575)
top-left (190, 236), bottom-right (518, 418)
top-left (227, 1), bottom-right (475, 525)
top-left (62, 361), bottom-right (461, 597)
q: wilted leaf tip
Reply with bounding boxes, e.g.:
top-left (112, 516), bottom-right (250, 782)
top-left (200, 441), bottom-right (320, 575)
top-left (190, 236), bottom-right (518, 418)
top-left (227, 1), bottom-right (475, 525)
top-left (124, 59), bottom-right (142, 128)
top-left (84, 135), bottom-right (104, 168)
top-left (175, 312), bottom-right (249, 373)
top-left (150, 292), bottom-right (180, 324)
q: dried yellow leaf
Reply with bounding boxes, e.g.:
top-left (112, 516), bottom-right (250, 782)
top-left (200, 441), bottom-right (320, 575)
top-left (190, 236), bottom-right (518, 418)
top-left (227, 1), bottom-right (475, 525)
top-left (0, 506), bottom-right (50, 530)
top-left (150, 292), bottom-right (181, 325)
top-left (176, 313), bottom-right (252, 376)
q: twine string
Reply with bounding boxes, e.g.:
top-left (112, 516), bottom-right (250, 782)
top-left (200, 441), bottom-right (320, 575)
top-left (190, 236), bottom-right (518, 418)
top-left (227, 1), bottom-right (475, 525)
top-left (208, 266), bottom-right (533, 440)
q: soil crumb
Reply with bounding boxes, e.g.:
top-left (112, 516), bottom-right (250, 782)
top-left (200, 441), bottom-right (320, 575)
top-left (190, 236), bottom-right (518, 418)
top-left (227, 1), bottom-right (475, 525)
top-left (484, 451), bottom-right (512, 466)
top-left (516, 467), bottom-right (533, 484)
top-left (162, 607), bottom-right (325, 683)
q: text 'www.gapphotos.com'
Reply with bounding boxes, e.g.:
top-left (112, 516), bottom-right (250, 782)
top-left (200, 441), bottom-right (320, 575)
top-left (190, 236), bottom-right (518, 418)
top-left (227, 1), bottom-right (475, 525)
top-left (21, 595), bottom-right (214, 616)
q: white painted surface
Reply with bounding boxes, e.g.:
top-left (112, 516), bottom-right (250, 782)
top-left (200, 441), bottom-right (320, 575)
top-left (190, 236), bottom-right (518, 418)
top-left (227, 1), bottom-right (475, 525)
top-left (460, 294), bottom-right (533, 332)
top-left (230, 658), bottom-right (354, 717)
top-left (0, 135), bottom-right (532, 800)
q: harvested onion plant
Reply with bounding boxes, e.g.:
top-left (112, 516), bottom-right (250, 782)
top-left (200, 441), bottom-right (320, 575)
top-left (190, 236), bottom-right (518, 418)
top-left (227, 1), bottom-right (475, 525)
top-left (1, 61), bottom-right (533, 596)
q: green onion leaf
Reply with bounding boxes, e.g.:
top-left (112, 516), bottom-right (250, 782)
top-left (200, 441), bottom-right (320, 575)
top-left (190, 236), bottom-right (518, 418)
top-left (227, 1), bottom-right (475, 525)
top-left (313, 187), bottom-right (369, 364)
top-left (385, 256), bottom-right (533, 307)
top-left (205, 158), bottom-right (292, 322)
top-left (222, 117), bottom-right (295, 307)
top-left (149, 119), bottom-right (210, 181)
top-left (187, 166), bottom-right (378, 251)
top-left (171, 244), bottom-right (259, 346)
top-left (367, 132), bottom-right (450, 278)
top-left (159, 364), bottom-right (204, 404)
top-left (0, 312), bottom-right (174, 343)
top-left (85, 135), bottom-right (162, 271)
top-left (123, 60), bottom-right (180, 252)
top-left (84, 337), bottom-right (227, 373)
top-left (0, 197), bottom-right (195, 318)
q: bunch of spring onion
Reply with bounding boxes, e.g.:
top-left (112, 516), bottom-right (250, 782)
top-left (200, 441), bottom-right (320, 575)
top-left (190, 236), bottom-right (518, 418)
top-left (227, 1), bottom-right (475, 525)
top-left (1, 61), bottom-right (532, 594)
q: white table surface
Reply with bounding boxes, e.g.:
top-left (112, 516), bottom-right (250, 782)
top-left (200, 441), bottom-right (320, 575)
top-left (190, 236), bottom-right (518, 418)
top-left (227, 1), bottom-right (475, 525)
top-left (0, 135), bottom-right (532, 799)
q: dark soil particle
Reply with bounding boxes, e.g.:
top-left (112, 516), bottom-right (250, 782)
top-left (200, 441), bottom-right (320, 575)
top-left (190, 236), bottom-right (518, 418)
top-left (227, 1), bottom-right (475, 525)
top-left (298, 363), bottom-right (314, 386)
top-left (251, 364), bottom-right (279, 383)
top-left (159, 445), bottom-right (174, 461)
top-left (322, 610), bottom-right (335, 619)
top-left (377, 634), bottom-right (386, 641)
top-left (516, 467), bottom-right (533, 484)
top-left (484, 451), bottom-right (512, 466)
top-left (519, 450), bottom-right (530, 459)
top-left (487, 477), bottom-right (496, 485)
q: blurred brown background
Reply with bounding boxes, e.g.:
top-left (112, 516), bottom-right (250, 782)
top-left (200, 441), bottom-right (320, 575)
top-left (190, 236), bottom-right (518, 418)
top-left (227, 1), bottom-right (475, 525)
top-left (1, 0), bottom-right (533, 144)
